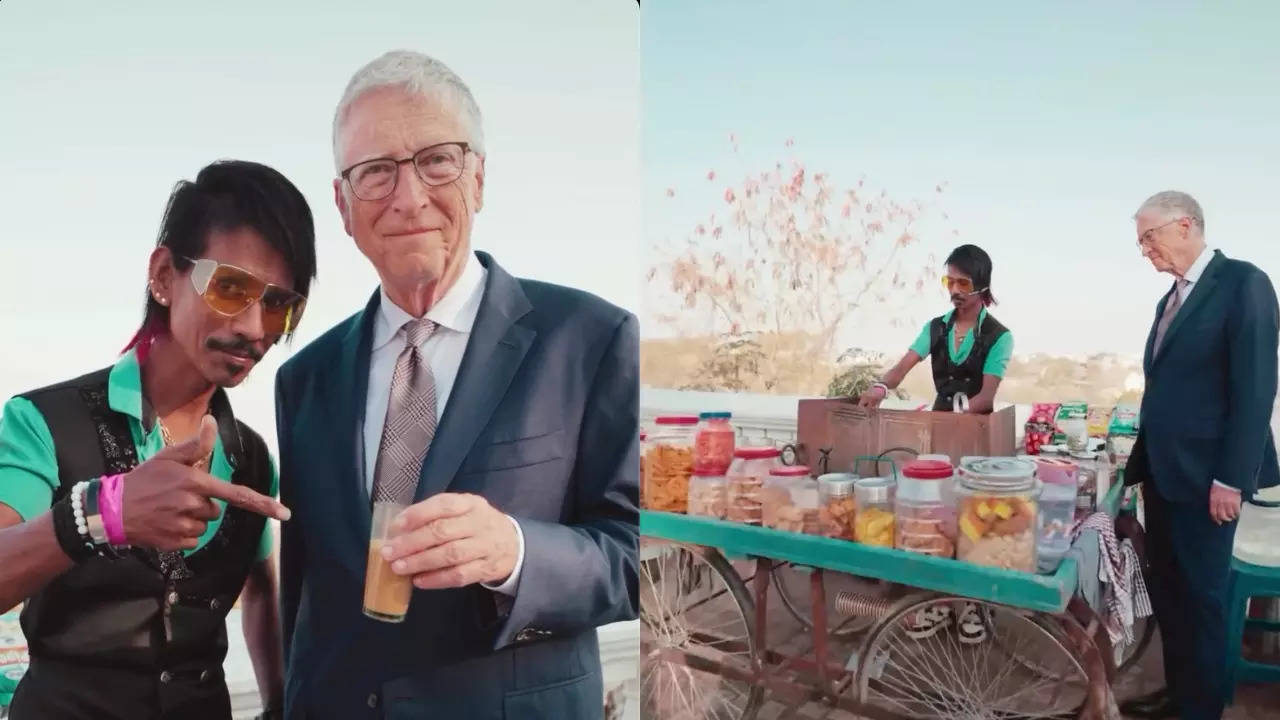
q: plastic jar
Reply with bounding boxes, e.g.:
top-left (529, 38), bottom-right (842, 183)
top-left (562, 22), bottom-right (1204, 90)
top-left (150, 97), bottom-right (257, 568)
top-left (639, 430), bottom-right (647, 508)
top-left (763, 465), bottom-right (810, 528)
top-left (895, 459), bottom-right (957, 557)
top-left (817, 473), bottom-right (858, 540)
top-left (854, 477), bottom-right (896, 547)
top-left (687, 474), bottom-right (728, 518)
top-left (693, 412), bottom-right (736, 475)
top-left (955, 457), bottom-right (1040, 572)
top-left (772, 479), bottom-right (822, 534)
top-left (725, 447), bottom-right (781, 525)
top-left (1032, 457), bottom-right (1077, 572)
top-left (644, 416), bottom-right (697, 513)
top-left (1070, 451), bottom-right (1099, 521)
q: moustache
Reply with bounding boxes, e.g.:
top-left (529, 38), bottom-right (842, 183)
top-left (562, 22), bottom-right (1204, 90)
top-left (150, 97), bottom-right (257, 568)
top-left (205, 336), bottom-right (264, 362)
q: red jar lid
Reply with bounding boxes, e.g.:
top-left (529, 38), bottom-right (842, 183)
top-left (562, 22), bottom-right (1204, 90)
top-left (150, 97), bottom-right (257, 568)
top-left (902, 459), bottom-right (953, 480)
top-left (769, 465), bottom-right (811, 477)
top-left (734, 446), bottom-right (781, 460)
top-left (654, 415), bottom-right (698, 425)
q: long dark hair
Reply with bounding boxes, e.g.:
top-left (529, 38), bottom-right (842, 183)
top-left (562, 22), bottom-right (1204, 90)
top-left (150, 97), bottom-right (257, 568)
top-left (124, 160), bottom-right (317, 361)
top-left (945, 244), bottom-right (996, 306)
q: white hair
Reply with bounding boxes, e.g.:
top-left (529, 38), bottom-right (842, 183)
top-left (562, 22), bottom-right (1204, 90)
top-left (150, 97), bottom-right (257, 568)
top-left (331, 50), bottom-right (485, 172)
top-left (1134, 190), bottom-right (1205, 233)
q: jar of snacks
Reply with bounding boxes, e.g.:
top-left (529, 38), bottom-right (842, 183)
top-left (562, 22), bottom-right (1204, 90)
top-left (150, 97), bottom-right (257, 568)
top-left (687, 474), bottom-right (728, 518)
top-left (725, 447), bottom-right (782, 525)
top-left (817, 473), bottom-right (858, 540)
top-left (644, 416), bottom-right (697, 513)
top-left (763, 465), bottom-right (810, 527)
top-left (694, 412), bottom-right (736, 475)
top-left (895, 459), bottom-right (957, 557)
top-left (772, 479), bottom-right (822, 534)
top-left (639, 430), bottom-right (647, 507)
top-left (1070, 451), bottom-right (1099, 521)
top-left (955, 457), bottom-right (1040, 572)
top-left (854, 477), bottom-right (896, 547)
top-left (1032, 457), bottom-right (1077, 573)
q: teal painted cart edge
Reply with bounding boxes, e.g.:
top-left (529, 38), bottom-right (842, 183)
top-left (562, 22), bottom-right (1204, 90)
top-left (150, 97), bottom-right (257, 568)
top-left (640, 478), bottom-right (1127, 615)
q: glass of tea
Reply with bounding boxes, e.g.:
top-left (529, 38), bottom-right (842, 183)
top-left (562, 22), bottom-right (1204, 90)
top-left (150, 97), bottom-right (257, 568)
top-left (363, 501), bottom-right (414, 623)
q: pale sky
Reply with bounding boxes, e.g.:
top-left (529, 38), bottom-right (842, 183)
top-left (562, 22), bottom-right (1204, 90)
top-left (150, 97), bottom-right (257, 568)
top-left (642, 0), bottom-right (1280, 358)
top-left (0, 0), bottom-right (640, 452)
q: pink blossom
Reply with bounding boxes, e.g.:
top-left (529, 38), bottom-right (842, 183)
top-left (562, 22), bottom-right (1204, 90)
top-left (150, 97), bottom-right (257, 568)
top-left (724, 188), bottom-right (736, 203)
top-left (707, 170), bottom-right (716, 181)
top-left (665, 188), bottom-right (675, 198)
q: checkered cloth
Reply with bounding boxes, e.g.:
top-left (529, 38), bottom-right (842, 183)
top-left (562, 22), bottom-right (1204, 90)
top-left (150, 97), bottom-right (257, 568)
top-left (372, 318), bottom-right (439, 503)
top-left (1078, 511), bottom-right (1154, 647)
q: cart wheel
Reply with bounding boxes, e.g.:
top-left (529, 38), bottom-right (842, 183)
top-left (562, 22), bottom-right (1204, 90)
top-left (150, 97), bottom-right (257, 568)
top-left (854, 596), bottom-right (1107, 719)
top-left (770, 563), bottom-right (881, 638)
top-left (640, 538), bottom-right (764, 720)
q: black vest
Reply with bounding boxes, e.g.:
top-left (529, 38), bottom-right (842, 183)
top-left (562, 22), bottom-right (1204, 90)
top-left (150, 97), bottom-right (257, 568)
top-left (9, 367), bottom-right (271, 720)
top-left (928, 311), bottom-right (1009, 412)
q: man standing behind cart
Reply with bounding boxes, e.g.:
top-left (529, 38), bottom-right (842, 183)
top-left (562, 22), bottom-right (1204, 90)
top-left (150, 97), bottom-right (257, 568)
top-left (858, 244), bottom-right (1014, 643)
top-left (858, 244), bottom-right (1014, 415)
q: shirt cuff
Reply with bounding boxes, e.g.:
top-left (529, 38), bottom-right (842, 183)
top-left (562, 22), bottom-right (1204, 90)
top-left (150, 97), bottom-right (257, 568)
top-left (1212, 480), bottom-right (1241, 493)
top-left (480, 514), bottom-right (524, 596)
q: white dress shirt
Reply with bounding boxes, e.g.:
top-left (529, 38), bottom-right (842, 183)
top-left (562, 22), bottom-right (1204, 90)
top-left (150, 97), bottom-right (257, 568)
top-left (1175, 247), bottom-right (1239, 495)
top-left (363, 253), bottom-right (527, 594)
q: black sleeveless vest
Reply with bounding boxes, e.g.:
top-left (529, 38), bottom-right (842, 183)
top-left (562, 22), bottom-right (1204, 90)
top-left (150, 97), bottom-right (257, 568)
top-left (9, 367), bottom-right (272, 720)
top-left (928, 311), bottom-right (1009, 412)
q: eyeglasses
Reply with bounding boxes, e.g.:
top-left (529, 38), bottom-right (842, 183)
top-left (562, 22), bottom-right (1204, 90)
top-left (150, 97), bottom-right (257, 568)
top-left (179, 255), bottom-right (307, 336)
top-left (941, 275), bottom-right (975, 293)
top-left (339, 142), bottom-right (471, 201)
top-left (1137, 218), bottom-right (1184, 248)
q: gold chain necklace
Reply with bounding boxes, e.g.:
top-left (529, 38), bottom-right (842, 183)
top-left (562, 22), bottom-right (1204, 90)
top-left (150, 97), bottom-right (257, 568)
top-left (157, 416), bottom-right (214, 471)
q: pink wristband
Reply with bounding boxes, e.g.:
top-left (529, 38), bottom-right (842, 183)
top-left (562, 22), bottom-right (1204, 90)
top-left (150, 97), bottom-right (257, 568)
top-left (99, 474), bottom-right (127, 546)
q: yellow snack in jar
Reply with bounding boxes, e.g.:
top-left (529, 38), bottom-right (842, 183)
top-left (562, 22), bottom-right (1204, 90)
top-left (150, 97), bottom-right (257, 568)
top-left (854, 507), bottom-right (894, 547)
top-left (643, 444), bottom-right (693, 513)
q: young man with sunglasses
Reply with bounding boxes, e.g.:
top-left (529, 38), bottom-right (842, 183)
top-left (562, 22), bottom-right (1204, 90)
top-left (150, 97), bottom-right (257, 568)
top-left (273, 51), bottom-right (638, 718)
top-left (858, 243), bottom-right (1014, 644)
top-left (0, 160), bottom-right (314, 720)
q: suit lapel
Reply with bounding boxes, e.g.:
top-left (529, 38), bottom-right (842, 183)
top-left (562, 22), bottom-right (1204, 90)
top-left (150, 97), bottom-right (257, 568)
top-left (1143, 289), bottom-right (1169, 374)
top-left (415, 253), bottom-right (535, 502)
top-left (1152, 251), bottom-right (1224, 367)
top-left (332, 291), bottom-right (380, 543)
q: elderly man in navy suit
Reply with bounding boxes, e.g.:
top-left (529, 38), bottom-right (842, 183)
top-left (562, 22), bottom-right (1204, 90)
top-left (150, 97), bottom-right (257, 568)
top-left (1120, 191), bottom-right (1280, 720)
top-left (273, 50), bottom-right (639, 719)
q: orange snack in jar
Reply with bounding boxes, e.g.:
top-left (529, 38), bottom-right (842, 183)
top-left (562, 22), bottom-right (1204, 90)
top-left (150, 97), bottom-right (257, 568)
top-left (644, 416), bottom-right (698, 513)
top-left (693, 412), bottom-right (736, 475)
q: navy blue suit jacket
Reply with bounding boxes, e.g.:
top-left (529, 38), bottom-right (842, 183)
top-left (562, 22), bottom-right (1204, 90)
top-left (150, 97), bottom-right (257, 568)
top-left (274, 252), bottom-right (639, 719)
top-left (1127, 250), bottom-right (1280, 502)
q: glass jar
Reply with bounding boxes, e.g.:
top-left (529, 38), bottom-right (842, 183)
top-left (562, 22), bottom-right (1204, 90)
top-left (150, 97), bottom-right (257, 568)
top-left (895, 459), bottom-right (957, 557)
top-left (725, 447), bottom-right (781, 525)
top-left (693, 412), bottom-right (736, 475)
top-left (1070, 451), bottom-right (1099, 521)
top-left (639, 430), bottom-right (647, 508)
top-left (854, 477), bottom-right (896, 547)
top-left (772, 479), bottom-right (821, 534)
top-left (763, 465), bottom-right (810, 528)
top-left (687, 474), bottom-right (728, 519)
top-left (1032, 457), bottom-right (1077, 573)
top-left (643, 416), bottom-right (697, 513)
top-left (817, 473), bottom-right (858, 540)
top-left (955, 457), bottom-right (1040, 572)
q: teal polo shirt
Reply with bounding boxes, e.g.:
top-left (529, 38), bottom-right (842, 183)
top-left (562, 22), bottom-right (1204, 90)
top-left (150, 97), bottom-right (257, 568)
top-left (908, 306), bottom-right (1014, 378)
top-left (0, 350), bottom-right (275, 560)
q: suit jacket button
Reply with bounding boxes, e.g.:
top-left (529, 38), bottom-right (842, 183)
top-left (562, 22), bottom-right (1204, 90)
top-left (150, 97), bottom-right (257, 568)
top-left (367, 693), bottom-right (379, 708)
top-left (199, 670), bottom-right (211, 682)
top-left (210, 598), bottom-right (222, 611)
top-left (160, 671), bottom-right (173, 683)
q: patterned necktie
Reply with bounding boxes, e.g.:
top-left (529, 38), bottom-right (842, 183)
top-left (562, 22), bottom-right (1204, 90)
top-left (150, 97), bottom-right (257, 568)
top-left (1153, 279), bottom-right (1190, 353)
top-left (372, 318), bottom-right (439, 503)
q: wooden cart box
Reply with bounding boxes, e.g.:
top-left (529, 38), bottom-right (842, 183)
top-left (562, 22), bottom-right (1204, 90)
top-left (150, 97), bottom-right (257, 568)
top-left (794, 399), bottom-right (1016, 476)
